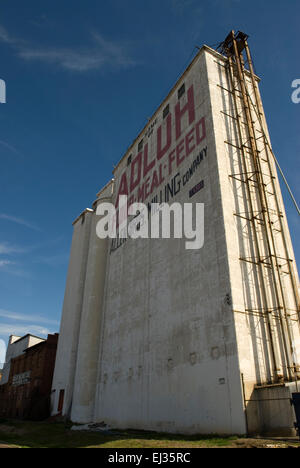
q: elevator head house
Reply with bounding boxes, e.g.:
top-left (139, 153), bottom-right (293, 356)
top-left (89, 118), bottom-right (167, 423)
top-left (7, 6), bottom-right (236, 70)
top-left (51, 31), bottom-right (300, 437)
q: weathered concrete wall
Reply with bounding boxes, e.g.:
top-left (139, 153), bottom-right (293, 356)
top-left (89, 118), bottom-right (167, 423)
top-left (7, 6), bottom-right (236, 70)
top-left (71, 182), bottom-right (113, 423)
top-left (92, 48), bottom-right (246, 435)
top-left (246, 384), bottom-right (298, 436)
top-left (51, 209), bottom-right (93, 416)
top-left (51, 45), bottom-right (300, 435)
top-left (205, 46), bottom-right (300, 435)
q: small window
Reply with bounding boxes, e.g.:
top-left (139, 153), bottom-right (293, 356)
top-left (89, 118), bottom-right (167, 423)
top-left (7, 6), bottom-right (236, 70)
top-left (138, 139), bottom-right (144, 152)
top-left (127, 154), bottom-right (132, 166)
top-left (163, 104), bottom-right (169, 119)
top-left (178, 83), bottom-right (185, 99)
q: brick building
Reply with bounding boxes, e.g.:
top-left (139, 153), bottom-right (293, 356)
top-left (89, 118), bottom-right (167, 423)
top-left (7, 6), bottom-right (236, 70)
top-left (0, 333), bottom-right (58, 420)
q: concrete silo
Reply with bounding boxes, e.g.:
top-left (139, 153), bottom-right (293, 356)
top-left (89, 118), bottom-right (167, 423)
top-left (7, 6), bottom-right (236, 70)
top-left (51, 31), bottom-right (300, 436)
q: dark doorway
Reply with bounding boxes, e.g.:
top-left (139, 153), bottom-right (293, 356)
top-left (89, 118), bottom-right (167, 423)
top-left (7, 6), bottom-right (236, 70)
top-left (58, 389), bottom-right (65, 413)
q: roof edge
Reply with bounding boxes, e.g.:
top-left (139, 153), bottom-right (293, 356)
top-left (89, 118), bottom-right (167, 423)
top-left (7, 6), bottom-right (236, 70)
top-left (112, 44), bottom-right (260, 175)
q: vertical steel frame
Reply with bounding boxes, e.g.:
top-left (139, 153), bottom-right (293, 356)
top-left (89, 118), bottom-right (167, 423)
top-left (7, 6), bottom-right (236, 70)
top-left (219, 31), bottom-right (300, 383)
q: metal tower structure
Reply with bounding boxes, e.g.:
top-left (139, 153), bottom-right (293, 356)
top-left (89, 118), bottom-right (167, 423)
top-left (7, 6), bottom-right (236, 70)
top-left (218, 30), bottom-right (300, 384)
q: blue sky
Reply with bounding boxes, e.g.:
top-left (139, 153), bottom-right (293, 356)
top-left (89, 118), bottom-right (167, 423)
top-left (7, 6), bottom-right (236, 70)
top-left (0, 0), bottom-right (299, 362)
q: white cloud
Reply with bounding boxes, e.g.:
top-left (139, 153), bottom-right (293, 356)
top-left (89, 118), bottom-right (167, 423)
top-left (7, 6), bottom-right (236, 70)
top-left (0, 25), bottom-right (18, 45)
top-left (0, 140), bottom-right (22, 156)
top-left (0, 309), bottom-right (59, 340)
top-left (0, 242), bottom-right (26, 255)
top-left (18, 39), bottom-right (136, 72)
top-left (0, 214), bottom-right (41, 232)
top-left (0, 260), bottom-right (15, 267)
top-left (0, 310), bottom-right (59, 341)
top-left (0, 323), bottom-right (51, 339)
top-left (0, 25), bottom-right (136, 73)
top-left (18, 47), bottom-right (105, 72)
top-left (34, 253), bottom-right (69, 267)
top-left (0, 265), bottom-right (32, 279)
top-left (0, 309), bottom-right (59, 326)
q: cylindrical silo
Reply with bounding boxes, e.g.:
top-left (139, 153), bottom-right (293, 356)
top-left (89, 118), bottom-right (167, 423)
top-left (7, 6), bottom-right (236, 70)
top-left (70, 181), bottom-right (113, 423)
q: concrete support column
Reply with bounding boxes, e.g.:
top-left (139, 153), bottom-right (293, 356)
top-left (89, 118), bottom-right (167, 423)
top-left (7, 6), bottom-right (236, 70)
top-left (71, 181), bottom-right (113, 423)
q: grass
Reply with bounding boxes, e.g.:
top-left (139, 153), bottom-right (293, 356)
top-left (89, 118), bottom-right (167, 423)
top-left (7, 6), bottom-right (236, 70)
top-left (0, 419), bottom-right (239, 448)
top-left (0, 419), bottom-right (298, 448)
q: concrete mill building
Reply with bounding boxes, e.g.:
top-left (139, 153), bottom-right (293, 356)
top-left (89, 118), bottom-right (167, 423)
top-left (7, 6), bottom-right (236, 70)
top-left (51, 31), bottom-right (300, 436)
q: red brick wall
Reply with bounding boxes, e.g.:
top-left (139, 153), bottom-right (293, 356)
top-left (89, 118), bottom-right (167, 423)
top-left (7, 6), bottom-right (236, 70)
top-left (0, 334), bottom-right (59, 420)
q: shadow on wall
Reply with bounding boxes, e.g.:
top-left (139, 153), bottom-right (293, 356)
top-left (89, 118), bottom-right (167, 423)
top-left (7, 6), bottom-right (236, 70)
top-left (245, 384), bottom-right (298, 437)
top-left (0, 386), bottom-right (51, 421)
top-left (217, 61), bottom-right (274, 385)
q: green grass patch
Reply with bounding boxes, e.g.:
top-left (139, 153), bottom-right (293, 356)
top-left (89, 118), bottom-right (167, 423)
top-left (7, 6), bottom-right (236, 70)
top-left (0, 420), bottom-right (240, 448)
top-left (0, 420), bottom-right (298, 448)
